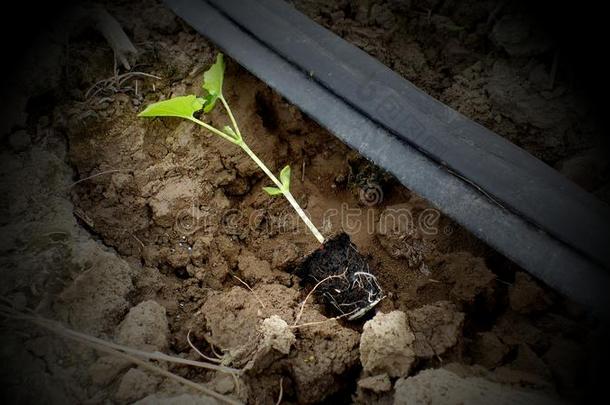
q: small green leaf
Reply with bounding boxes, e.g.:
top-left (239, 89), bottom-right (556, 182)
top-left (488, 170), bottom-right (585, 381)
top-left (223, 125), bottom-right (238, 139)
top-left (138, 95), bottom-right (205, 119)
top-left (263, 186), bottom-right (283, 196)
top-left (202, 53), bottom-right (225, 113)
top-left (280, 165), bottom-right (291, 190)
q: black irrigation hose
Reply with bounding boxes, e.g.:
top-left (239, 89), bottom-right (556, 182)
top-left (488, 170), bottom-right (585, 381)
top-left (164, 0), bottom-right (610, 317)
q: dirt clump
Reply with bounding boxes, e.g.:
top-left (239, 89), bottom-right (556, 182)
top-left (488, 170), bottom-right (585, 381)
top-left (492, 311), bottom-right (547, 349)
top-left (89, 355), bottom-right (132, 386)
top-left (237, 249), bottom-right (292, 286)
top-left (426, 252), bottom-right (497, 309)
top-left (354, 373), bottom-right (394, 405)
top-left (469, 331), bottom-right (510, 369)
top-left (270, 239), bottom-right (302, 270)
top-left (191, 283), bottom-right (360, 403)
top-left (260, 315), bottom-right (295, 354)
top-left (357, 373), bottom-right (392, 393)
top-left (115, 368), bottom-right (163, 403)
top-left (509, 272), bottom-right (553, 314)
top-left (286, 316), bottom-right (360, 404)
top-left (493, 344), bottom-right (554, 389)
top-left (194, 286), bottom-right (274, 366)
top-left (360, 310), bottom-right (416, 377)
top-left (376, 199), bottom-right (439, 272)
top-left (115, 300), bottom-right (170, 352)
top-left (394, 366), bottom-right (561, 405)
top-left (53, 240), bottom-right (136, 336)
top-left (407, 300), bottom-right (465, 360)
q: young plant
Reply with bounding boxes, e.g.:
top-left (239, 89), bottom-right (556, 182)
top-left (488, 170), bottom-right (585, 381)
top-left (139, 53), bottom-right (325, 244)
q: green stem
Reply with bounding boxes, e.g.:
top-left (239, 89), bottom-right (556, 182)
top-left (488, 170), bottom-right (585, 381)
top-left (240, 142), bottom-right (325, 244)
top-left (188, 116), bottom-right (239, 144)
top-left (220, 95), bottom-right (242, 139)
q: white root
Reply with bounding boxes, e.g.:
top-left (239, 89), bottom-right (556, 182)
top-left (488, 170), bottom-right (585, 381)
top-left (186, 329), bottom-right (243, 397)
top-left (187, 329), bottom-right (223, 364)
top-left (232, 275), bottom-right (267, 309)
top-left (291, 307), bottom-right (359, 329)
top-left (276, 377), bottom-right (284, 405)
top-left (292, 271), bottom-right (347, 327)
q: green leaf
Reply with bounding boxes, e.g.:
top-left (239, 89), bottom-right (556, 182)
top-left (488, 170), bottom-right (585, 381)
top-left (263, 186), bottom-right (283, 196)
top-left (138, 95), bottom-right (205, 119)
top-left (263, 165), bottom-right (290, 196)
top-left (280, 165), bottom-right (291, 190)
top-left (222, 125), bottom-right (238, 139)
top-left (202, 53), bottom-right (225, 113)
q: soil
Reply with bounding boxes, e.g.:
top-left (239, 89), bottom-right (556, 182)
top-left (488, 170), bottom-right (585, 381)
top-left (293, 0), bottom-right (610, 200)
top-left (0, 0), bottom-right (606, 404)
top-left (295, 232), bottom-right (384, 320)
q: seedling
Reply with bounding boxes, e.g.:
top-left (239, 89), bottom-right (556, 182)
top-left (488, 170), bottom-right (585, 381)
top-left (139, 53), bottom-right (383, 319)
top-left (139, 53), bottom-right (324, 244)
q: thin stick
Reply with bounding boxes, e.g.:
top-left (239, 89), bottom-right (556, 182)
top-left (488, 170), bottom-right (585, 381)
top-left (232, 275), bottom-right (266, 309)
top-left (0, 306), bottom-right (242, 405)
top-left (85, 72), bottom-right (162, 99)
top-left (0, 307), bottom-right (240, 375)
top-left (88, 341), bottom-right (241, 405)
top-left (292, 271), bottom-right (347, 326)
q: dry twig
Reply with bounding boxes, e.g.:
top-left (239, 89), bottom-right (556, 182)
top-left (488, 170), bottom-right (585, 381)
top-left (0, 301), bottom-right (242, 405)
top-left (85, 72), bottom-right (162, 99)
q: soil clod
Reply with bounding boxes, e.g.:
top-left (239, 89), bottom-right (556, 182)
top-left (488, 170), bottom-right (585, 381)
top-left (296, 233), bottom-right (384, 320)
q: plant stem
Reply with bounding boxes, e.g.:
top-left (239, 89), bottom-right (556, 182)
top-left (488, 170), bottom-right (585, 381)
top-left (220, 95), bottom-right (242, 139)
top-left (240, 142), bottom-right (325, 244)
top-left (189, 116), bottom-right (239, 144)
